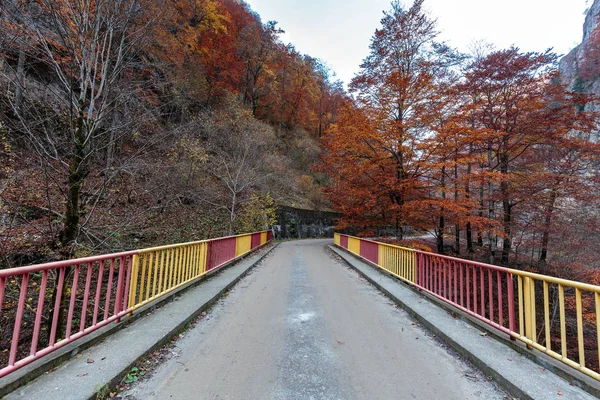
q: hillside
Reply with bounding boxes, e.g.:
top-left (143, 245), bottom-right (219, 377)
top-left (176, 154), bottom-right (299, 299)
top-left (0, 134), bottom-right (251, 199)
top-left (0, 0), bottom-right (345, 267)
top-left (2, 0), bottom-right (600, 278)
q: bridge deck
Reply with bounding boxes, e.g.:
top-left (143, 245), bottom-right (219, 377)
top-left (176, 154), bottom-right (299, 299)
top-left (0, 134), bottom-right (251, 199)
top-left (123, 239), bottom-right (506, 399)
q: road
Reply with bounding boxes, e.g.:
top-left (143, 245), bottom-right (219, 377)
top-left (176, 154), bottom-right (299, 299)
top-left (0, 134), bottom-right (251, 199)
top-left (123, 239), bottom-right (507, 400)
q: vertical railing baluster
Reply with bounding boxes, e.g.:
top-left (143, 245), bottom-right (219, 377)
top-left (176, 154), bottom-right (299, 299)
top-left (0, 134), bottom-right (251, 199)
top-left (559, 284), bottom-right (566, 358)
top-left (595, 292), bottom-right (600, 373)
top-left (127, 254), bottom-right (139, 309)
top-left (460, 262), bottom-right (464, 307)
top-left (488, 269), bottom-right (493, 321)
top-left (92, 260), bottom-right (105, 326)
top-left (473, 266), bottom-right (478, 315)
top-left (576, 288), bottom-right (585, 368)
top-left (543, 281), bottom-right (551, 350)
top-left (497, 270), bottom-right (503, 327)
top-left (104, 259), bottom-right (115, 321)
top-left (65, 265), bottom-right (80, 339)
top-left (145, 252), bottom-right (154, 301)
top-left (123, 255), bottom-right (133, 313)
top-left (30, 270), bottom-right (48, 355)
top-left (518, 276), bottom-right (524, 337)
top-left (49, 267), bottom-right (66, 346)
top-left (466, 264), bottom-right (471, 311)
top-left (79, 262), bottom-right (93, 332)
top-left (138, 253), bottom-right (148, 304)
top-left (9, 273), bottom-right (29, 366)
top-left (114, 256), bottom-right (126, 316)
top-left (480, 266), bottom-right (485, 318)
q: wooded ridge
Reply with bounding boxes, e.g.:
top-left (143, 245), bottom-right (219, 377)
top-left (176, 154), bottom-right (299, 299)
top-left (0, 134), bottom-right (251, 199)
top-left (0, 0), bottom-right (343, 267)
top-left (1, 0), bottom-right (600, 282)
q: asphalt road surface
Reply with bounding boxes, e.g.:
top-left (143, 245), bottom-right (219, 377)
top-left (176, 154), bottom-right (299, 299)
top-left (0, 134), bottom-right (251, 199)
top-left (123, 239), bottom-right (508, 400)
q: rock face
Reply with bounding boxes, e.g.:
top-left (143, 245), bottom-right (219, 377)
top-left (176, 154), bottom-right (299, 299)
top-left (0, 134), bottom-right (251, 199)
top-left (559, 0), bottom-right (600, 142)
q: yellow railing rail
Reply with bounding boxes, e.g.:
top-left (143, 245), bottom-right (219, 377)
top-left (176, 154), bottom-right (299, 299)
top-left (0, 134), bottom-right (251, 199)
top-left (335, 233), bottom-right (600, 382)
top-left (336, 233), bottom-right (416, 283)
top-left (0, 230), bottom-right (273, 379)
top-left (128, 230), bottom-right (272, 311)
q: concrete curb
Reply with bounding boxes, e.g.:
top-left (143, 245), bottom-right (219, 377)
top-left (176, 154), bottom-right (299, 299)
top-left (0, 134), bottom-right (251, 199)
top-left (329, 245), bottom-right (599, 400)
top-left (1, 243), bottom-right (278, 400)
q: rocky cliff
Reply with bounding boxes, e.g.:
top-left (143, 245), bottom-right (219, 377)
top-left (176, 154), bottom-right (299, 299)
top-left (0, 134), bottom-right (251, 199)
top-left (559, 0), bottom-right (600, 142)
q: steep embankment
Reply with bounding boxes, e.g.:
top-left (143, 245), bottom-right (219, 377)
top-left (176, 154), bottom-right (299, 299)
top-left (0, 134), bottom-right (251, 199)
top-left (0, 0), bottom-right (342, 267)
top-left (559, 0), bottom-right (600, 142)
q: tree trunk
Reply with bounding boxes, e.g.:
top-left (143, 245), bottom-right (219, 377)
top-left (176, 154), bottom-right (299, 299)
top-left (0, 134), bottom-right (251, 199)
top-left (454, 150), bottom-right (460, 255)
top-left (438, 166), bottom-right (446, 254)
top-left (51, 108), bottom-right (88, 341)
top-left (455, 225), bottom-right (460, 255)
top-left (500, 140), bottom-right (511, 267)
top-left (465, 223), bottom-right (473, 254)
top-left (318, 87), bottom-right (324, 137)
top-left (477, 179), bottom-right (484, 247)
top-left (60, 107), bottom-right (88, 250)
top-left (487, 147), bottom-right (496, 264)
top-left (229, 191), bottom-right (237, 235)
top-left (436, 221), bottom-right (445, 254)
top-left (395, 215), bottom-right (403, 240)
top-left (465, 144), bottom-right (474, 253)
top-left (15, 47), bottom-right (26, 111)
top-left (539, 187), bottom-right (558, 263)
top-left (501, 195), bottom-right (512, 266)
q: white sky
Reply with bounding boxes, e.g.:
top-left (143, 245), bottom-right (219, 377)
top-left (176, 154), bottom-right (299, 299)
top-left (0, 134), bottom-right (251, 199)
top-left (245, 0), bottom-right (591, 87)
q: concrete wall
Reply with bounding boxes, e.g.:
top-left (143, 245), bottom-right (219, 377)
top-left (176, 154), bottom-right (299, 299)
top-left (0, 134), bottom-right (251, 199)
top-left (274, 206), bottom-right (341, 239)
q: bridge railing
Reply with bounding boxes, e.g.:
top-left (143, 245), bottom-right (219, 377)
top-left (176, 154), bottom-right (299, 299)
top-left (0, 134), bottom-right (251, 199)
top-left (0, 230), bottom-right (273, 379)
top-left (335, 233), bottom-right (600, 382)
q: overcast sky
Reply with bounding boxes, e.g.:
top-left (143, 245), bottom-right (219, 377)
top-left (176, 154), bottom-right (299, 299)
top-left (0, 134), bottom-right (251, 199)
top-left (245, 0), bottom-right (591, 87)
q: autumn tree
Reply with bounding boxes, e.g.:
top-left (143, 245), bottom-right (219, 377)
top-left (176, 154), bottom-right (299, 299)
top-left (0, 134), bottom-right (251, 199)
top-left (237, 20), bottom-right (282, 116)
top-left (418, 82), bottom-right (491, 254)
top-left (320, 101), bottom-right (391, 232)
top-left (146, 0), bottom-right (231, 114)
top-left (322, 0), bottom-right (465, 239)
top-left (519, 123), bottom-right (599, 266)
top-left (313, 60), bottom-right (344, 138)
top-left (460, 48), bottom-right (597, 266)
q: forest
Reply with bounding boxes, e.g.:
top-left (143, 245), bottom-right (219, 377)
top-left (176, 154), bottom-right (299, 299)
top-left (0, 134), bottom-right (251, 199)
top-left (320, 0), bottom-right (600, 284)
top-left (1, 0), bottom-right (600, 283)
top-left (0, 0), bottom-right (344, 267)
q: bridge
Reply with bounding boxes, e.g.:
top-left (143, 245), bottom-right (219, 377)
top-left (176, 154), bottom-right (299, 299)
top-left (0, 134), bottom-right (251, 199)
top-left (0, 232), bottom-right (599, 399)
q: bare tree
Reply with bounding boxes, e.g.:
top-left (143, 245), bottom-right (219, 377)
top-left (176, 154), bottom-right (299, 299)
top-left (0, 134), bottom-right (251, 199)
top-left (5, 0), bottom-right (154, 254)
top-left (1, 0), bottom-right (157, 342)
top-left (199, 103), bottom-right (280, 234)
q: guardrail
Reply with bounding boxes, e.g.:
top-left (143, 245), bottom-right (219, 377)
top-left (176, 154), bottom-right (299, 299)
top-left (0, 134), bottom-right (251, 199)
top-left (0, 230), bottom-right (273, 379)
top-left (335, 233), bottom-right (600, 382)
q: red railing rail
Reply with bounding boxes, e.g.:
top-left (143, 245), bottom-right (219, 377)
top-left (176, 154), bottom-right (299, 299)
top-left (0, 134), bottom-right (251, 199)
top-left (415, 251), bottom-right (516, 337)
top-left (0, 230), bottom-right (273, 379)
top-left (0, 251), bottom-right (136, 379)
top-left (334, 233), bottom-right (600, 382)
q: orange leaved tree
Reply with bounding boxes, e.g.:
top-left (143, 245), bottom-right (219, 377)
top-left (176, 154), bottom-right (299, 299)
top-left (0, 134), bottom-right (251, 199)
top-left (320, 0), bottom-right (468, 241)
top-left (459, 48), bottom-right (597, 265)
